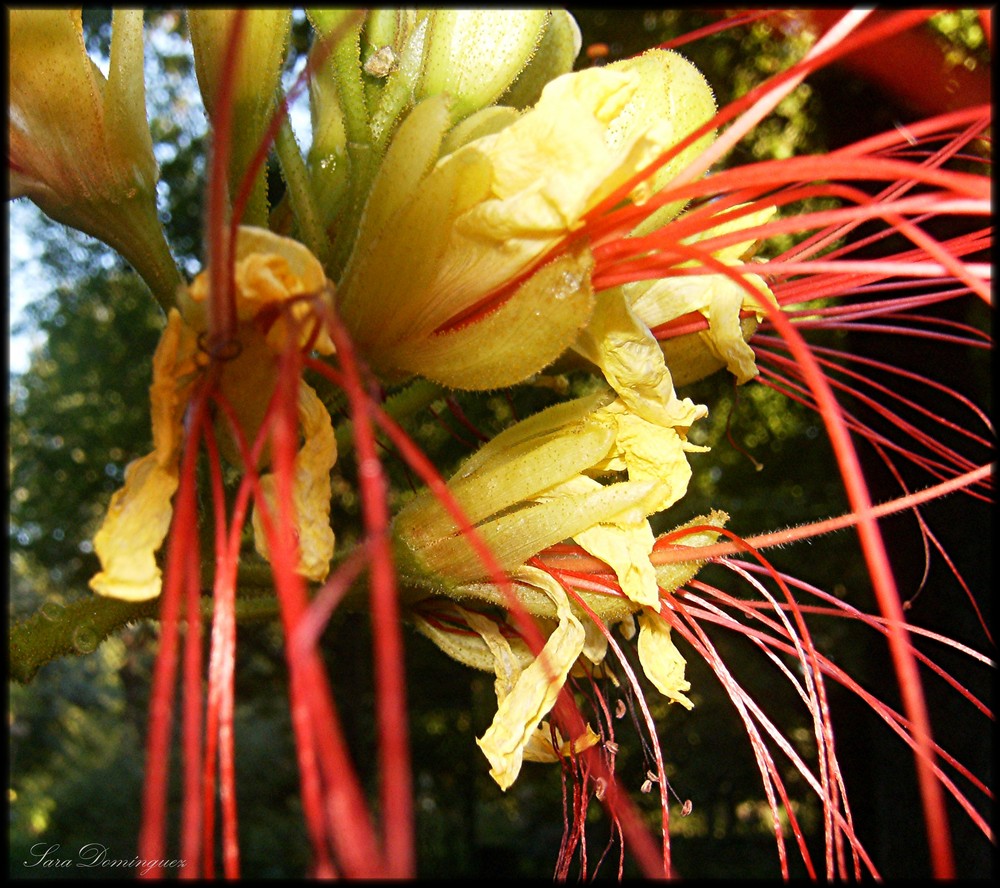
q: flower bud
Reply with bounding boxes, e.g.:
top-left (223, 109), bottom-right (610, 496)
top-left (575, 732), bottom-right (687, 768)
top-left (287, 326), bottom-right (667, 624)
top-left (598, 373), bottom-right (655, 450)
top-left (188, 10), bottom-right (291, 226)
top-left (418, 9), bottom-right (549, 121)
top-left (8, 9), bottom-right (180, 307)
top-left (499, 10), bottom-right (582, 110)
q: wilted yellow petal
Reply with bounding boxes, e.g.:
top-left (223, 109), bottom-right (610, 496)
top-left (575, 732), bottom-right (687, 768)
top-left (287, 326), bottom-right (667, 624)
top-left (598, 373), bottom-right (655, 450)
top-left (637, 273), bottom-right (775, 385)
top-left (184, 226), bottom-right (335, 355)
top-left (536, 474), bottom-right (661, 608)
top-left (89, 456), bottom-right (180, 602)
top-left (523, 722), bottom-right (601, 763)
top-left (477, 567), bottom-right (586, 790)
top-left (628, 205), bottom-right (779, 385)
top-left (575, 289), bottom-right (706, 430)
top-left (90, 310), bottom-right (200, 601)
top-left (252, 382), bottom-right (336, 582)
top-left (637, 610), bottom-right (693, 709)
top-left (574, 512), bottom-right (660, 608)
top-left (593, 402), bottom-right (701, 508)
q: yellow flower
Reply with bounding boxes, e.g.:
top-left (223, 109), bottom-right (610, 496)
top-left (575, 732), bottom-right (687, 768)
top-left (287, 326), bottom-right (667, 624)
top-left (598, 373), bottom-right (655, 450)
top-left (90, 228), bottom-right (338, 601)
top-left (335, 48), bottom-right (716, 390)
top-left (409, 513), bottom-right (725, 789)
top-left (395, 381), bottom-right (706, 616)
top-left (8, 9), bottom-right (180, 307)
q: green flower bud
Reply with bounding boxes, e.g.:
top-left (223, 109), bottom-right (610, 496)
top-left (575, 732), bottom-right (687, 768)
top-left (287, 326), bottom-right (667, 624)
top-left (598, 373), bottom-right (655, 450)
top-left (499, 10), bottom-right (583, 110)
top-left (188, 10), bottom-right (291, 226)
top-left (418, 9), bottom-right (550, 121)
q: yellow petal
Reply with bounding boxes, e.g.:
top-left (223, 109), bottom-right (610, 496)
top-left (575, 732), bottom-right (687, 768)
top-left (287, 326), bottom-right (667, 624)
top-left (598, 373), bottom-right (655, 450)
top-left (523, 722), bottom-right (601, 763)
top-left (608, 49), bottom-right (717, 224)
top-left (90, 310), bottom-right (200, 601)
top-left (573, 511), bottom-right (660, 608)
top-left (477, 567), bottom-right (586, 790)
top-left (574, 288), bottom-right (705, 429)
top-left (631, 273), bottom-right (774, 385)
top-left (535, 474), bottom-right (662, 608)
top-left (594, 403), bottom-right (698, 510)
top-left (89, 456), bottom-right (179, 602)
top-left (627, 204), bottom-right (779, 384)
top-left (252, 381), bottom-right (336, 582)
top-left (184, 226), bottom-right (335, 355)
top-left (637, 610), bottom-right (693, 709)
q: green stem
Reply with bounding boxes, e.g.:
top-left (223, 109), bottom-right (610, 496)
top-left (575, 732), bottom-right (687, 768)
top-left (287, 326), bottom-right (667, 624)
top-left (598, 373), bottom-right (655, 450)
top-left (9, 581), bottom-right (281, 685)
top-left (274, 114), bottom-right (334, 268)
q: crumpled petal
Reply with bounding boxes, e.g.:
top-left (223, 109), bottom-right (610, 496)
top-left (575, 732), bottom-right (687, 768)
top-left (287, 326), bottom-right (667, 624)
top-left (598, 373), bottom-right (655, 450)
top-left (90, 310), bottom-right (201, 600)
top-left (183, 226), bottom-right (336, 355)
top-left (562, 399), bottom-right (703, 607)
top-left (477, 566), bottom-right (586, 790)
top-left (627, 205), bottom-right (779, 385)
top-left (574, 289), bottom-right (706, 429)
top-left (252, 381), bottom-right (336, 582)
top-left (523, 722), bottom-right (601, 763)
top-left (637, 609), bottom-right (694, 709)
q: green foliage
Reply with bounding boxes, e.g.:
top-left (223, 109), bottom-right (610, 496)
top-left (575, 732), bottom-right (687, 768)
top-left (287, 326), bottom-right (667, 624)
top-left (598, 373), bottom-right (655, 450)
top-left (10, 274), bottom-right (163, 611)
